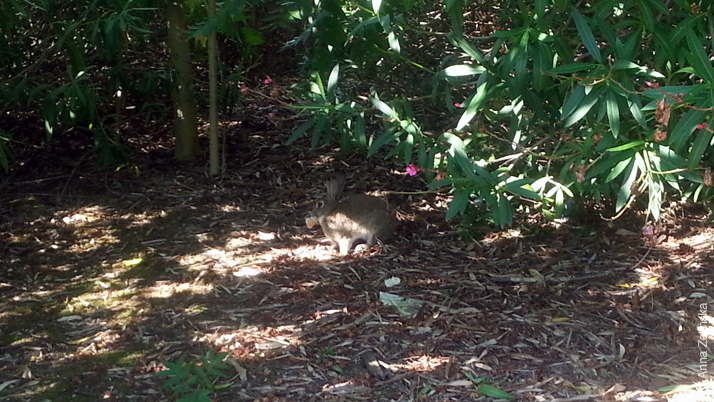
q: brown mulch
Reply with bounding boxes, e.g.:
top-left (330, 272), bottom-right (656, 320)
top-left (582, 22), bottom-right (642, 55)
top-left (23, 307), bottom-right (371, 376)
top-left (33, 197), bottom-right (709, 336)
top-left (2, 97), bottom-right (714, 402)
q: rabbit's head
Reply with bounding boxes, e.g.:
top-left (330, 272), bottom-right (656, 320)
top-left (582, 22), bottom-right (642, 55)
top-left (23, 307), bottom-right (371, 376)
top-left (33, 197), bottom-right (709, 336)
top-left (305, 173), bottom-right (345, 228)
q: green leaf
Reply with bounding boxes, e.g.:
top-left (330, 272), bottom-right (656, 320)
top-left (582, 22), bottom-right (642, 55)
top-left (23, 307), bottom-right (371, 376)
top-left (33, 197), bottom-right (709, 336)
top-left (685, 30), bottom-right (714, 83)
top-left (441, 133), bottom-right (494, 185)
top-left (687, 129), bottom-right (714, 170)
top-left (504, 179), bottom-right (539, 200)
top-left (653, 26), bottom-right (675, 66)
top-left (533, 42), bottom-right (552, 90)
top-left (607, 140), bottom-right (644, 152)
top-left (595, 18), bottom-right (619, 51)
top-left (670, 108), bottom-right (709, 152)
top-left (354, 114), bottom-right (367, 152)
top-left (311, 114), bottom-right (328, 148)
top-left (479, 384), bottom-right (516, 399)
top-left (612, 60), bottom-right (641, 70)
top-left (571, 8), bottom-right (601, 63)
top-left (492, 28), bottom-right (525, 38)
top-left (286, 118), bottom-right (316, 145)
top-left (620, 26), bottom-right (642, 60)
top-left (615, 158), bottom-right (637, 212)
top-left (606, 154), bottom-right (634, 182)
top-left (446, 187), bottom-right (469, 221)
top-left (448, 32), bottom-right (484, 63)
top-left (586, 149), bottom-right (635, 180)
top-left (403, 133), bottom-right (414, 164)
top-left (239, 26), bottom-right (265, 45)
top-left (457, 82), bottom-right (489, 130)
top-left (564, 85), bottom-right (604, 126)
top-left (548, 63), bottom-right (600, 75)
top-left (443, 64), bottom-right (486, 76)
top-left (387, 31), bottom-right (401, 53)
top-left (494, 195), bottom-right (513, 228)
top-left (635, 0), bottom-right (655, 31)
top-left (311, 71), bottom-right (326, 99)
top-left (648, 176), bottom-right (663, 221)
top-left (326, 64), bottom-right (340, 97)
top-left (370, 95), bottom-right (396, 119)
top-left (627, 92), bottom-right (648, 129)
top-left (643, 0), bottom-right (670, 14)
top-left (561, 85), bottom-right (586, 119)
top-left (367, 127), bottom-right (400, 157)
top-left (372, 0), bottom-right (382, 15)
top-left (515, 31), bottom-right (529, 86)
top-left (555, 187), bottom-right (565, 216)
top-left (605, 90), bottom-right (620, 138)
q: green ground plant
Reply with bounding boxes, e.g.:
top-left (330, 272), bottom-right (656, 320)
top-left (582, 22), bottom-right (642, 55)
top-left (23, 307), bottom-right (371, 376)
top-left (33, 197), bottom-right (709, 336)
top-left (155, 350), bottom-right (232, 402)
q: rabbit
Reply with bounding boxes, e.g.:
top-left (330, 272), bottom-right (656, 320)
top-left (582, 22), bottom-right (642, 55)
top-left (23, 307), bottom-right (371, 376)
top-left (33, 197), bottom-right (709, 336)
top-left (305, 173), bottom-right (396, 255)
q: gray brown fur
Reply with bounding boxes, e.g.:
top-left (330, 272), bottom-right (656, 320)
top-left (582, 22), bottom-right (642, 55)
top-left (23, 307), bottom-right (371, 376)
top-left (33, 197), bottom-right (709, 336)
top-left (306, 174), bottom-right (396, 255)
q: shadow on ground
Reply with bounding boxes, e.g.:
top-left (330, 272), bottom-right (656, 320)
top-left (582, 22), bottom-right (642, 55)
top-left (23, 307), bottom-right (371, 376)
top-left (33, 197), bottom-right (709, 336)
top-left (1, 131), bottom-right (713, 402)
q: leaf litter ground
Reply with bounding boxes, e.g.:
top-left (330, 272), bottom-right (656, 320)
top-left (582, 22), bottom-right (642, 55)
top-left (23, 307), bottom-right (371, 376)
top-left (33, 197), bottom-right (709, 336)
top-left (1, 108), bottom-right (714, 402)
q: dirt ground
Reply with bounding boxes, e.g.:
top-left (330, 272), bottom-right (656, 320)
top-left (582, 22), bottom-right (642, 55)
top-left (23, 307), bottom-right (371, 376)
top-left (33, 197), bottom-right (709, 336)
top-left (2, 104), bottom-right (714, 402)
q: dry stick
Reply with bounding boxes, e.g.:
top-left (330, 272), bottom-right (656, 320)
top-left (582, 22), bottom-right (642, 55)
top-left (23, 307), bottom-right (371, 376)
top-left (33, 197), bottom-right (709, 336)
top-left (58, 152), bottom-right (89, 204)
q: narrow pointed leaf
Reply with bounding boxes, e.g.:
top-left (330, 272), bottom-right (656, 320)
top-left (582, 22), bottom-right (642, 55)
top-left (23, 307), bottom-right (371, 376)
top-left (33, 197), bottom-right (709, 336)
top-left (457, 82), bottom-right (489, 130)
top-left (571, 8), bottom-right (601, 63)
top-left (616, 158), bottom-right (637, 212)
top-left (479, 384), bottom-right (516, 399)
top-left (448, 32), bottom-right (484, 62)
top-left (446, 187), bottom-right (469, 221)
top-left (606, 90), bottom-right (620, 137)
top-left (354, 114), bottom-right (367, 152)
top-left (370, 96), bottom-right (396, 119)
top-left (326, 64), bottom-right (339, 96)
top-left (565, 86), bottom-right (603, 126)
top-left (685, 30), bottom-right (714, 82)
top-left (311, 114), bottom-right (328, 148)
top-left (648, 177), bottom-right (663, 221)
top-left (444, 64), bottom-right (486, 77)
top-left (606, 154), bottom-right (634, 182)
top-left (287, 118), bottom-right (316, 144)
top-left (561, 85), bottom-right (586, 119)
top-left (670, 108), bottom-right (708, 151)
top-left (635, 0), bottom-right (655, 31)
top-left (372, 0), bottom-right (382, 15)
top-left (687, 129), bottom-right (714, 170)
top-left (548, 63), bottom-right (599, 75)
top-left (367, 128), bottom-right (400, 157)
top-left (494, 195), bottom-right (514, 228)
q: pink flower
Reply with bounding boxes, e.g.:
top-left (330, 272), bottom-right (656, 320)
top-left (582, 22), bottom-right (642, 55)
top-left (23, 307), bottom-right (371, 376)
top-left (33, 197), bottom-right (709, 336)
top-left (264, 76), bottom-right (272, 84)
top-left (406, 164), bottom-right (418, 176)
top-left (241, 84), bottom-right (248, 94)
top-left (697, 123), bottom-right (708, 130)
top-left (454, 103), bottom-right (461, 108)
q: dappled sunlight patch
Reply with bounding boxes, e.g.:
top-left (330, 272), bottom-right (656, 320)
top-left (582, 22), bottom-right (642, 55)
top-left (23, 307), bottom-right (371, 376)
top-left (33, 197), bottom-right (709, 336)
top-left (201, 323), bottom-right (304, 357)
top-left (219, 204), bottom-right (243, 213)
top-left (662, 379), bottom-right (714, 402)
top-left (57, 205), bottom-right (106, 225)
top-left (143, 281), bottom-right (214, 299)
top-left (292, 242), bottom-right (342, 261)
top-left (383, 354), bottom-right (450, 373)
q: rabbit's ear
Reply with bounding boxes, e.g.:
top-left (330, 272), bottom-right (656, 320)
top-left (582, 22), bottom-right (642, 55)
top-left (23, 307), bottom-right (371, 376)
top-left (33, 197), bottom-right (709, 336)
top-left (324, 172), bottom-right (346, 201)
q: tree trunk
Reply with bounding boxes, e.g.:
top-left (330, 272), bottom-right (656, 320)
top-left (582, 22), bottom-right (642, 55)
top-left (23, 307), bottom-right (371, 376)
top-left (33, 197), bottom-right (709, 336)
top-left (207, 0), bottom-right (220, 175)
top-left (166, 1), bottom-right (199, 162)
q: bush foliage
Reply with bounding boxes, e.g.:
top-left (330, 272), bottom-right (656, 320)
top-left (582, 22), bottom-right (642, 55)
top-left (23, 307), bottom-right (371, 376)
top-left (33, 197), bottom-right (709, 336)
top-left (1, 0), bottom-right (713, 225)
top-left (286, 0), bottom-right (714, 226)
